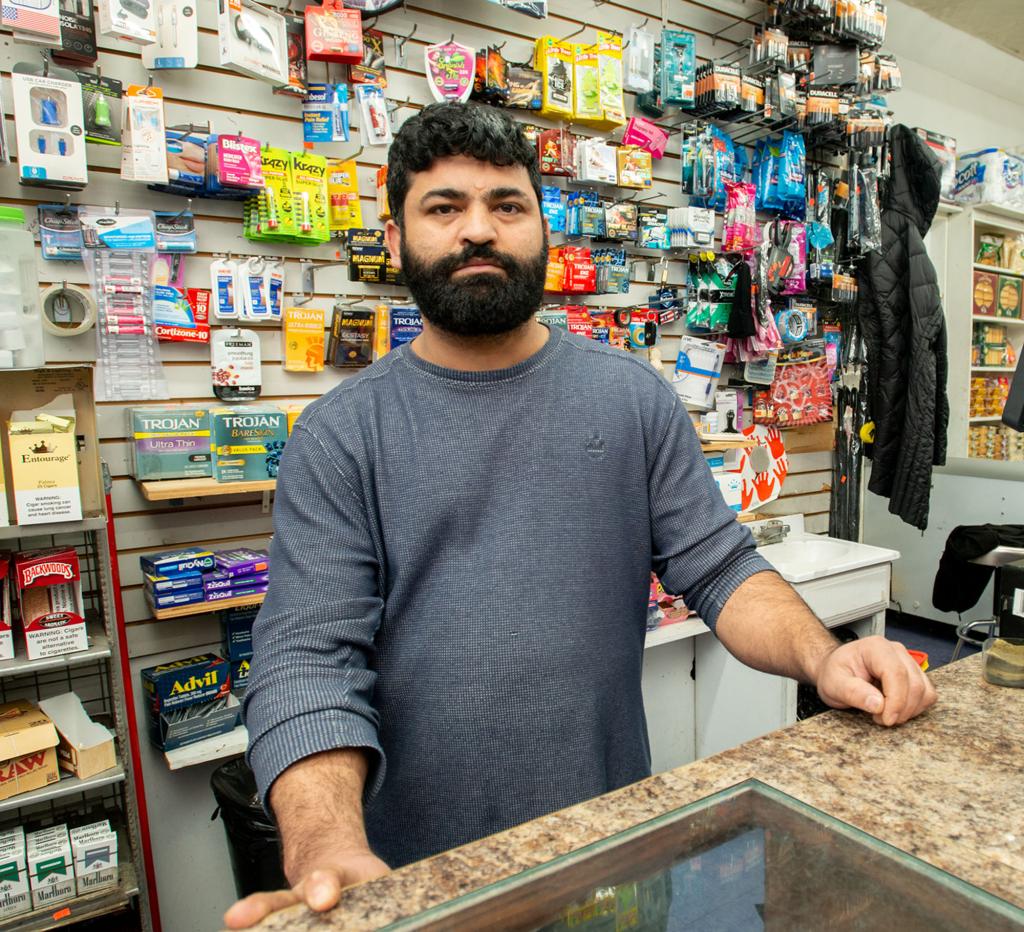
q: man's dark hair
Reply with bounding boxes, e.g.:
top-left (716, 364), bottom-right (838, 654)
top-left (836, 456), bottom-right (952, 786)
top-left (386, 102), bottom-right (542, 226)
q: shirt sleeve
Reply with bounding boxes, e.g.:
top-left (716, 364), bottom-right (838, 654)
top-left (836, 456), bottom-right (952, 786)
top-left (648, 390), bottom-right (774, 631)
top-left (243, 419), bottom-right (386, 810)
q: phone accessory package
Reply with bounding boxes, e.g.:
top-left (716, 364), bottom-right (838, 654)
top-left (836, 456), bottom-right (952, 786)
top-left (98, 0), bottom-right (157, 44)
top-left (11, 65), bottom-right (88, 188)
top-left (142, 0), bottom-right (199, 70)
top-left (219, 0), bottom-right (288, 85)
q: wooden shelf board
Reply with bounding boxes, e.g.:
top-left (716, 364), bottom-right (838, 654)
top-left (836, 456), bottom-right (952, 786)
top-left (971, 366), bottom-right (1016, 372)
top-left (164, 724), bottom-right (248, 771)
top-left (139, 478), bottom-right (276, 501)
top-left (0, 516), bottom-right (107, 541)
top-left (151, 593), bottom-right (265, 621)
top-left (972, 315), bottom-right (1024, 325)
top-left (700, 441), bottom-right (756, 452)
top-left (969, 416), bottom-right (1004, 423)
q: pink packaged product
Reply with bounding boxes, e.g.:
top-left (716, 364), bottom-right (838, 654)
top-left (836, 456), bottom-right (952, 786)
top-left (781, 223), bottom-right (807, 295)
top-left (723, 181), bottom-right (757, 253)
top-left (215, 135), bottom-right (264, 190)
top-left (621, 117), bottom-right (669, 160)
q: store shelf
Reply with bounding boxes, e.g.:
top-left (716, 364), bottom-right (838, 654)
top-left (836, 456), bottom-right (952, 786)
top-left (0, 516), bottom-right (107, 542)
top-left (645, 617), bottom-right (707, 648)
top-left (973, 263), bottom-right (1023, 278)
top-left (0, 861), bottom-right (138, 931)
top-left (971, 366), bottom-right (1017, 372)
top-left (151, 593), bottom-right (265, 621)
top-left (700, 441), bottom-right (757, 453)
top-left (0, 763), bottom-right (125, 816)
top-left (975, 203), bottom-right (1024, 225)
top-left (138, 478), bottom-right (276, 502)
top-left (164, 724), bottom-right (248, 771)
top-left (969, 416), bottom-right (1005, 423)
top-left (972, 314), bottom-right (1024, 325)
top-left (0, 629), bottom-right (109, 679)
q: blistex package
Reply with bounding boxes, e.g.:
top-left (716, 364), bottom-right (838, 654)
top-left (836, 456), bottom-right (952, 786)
top-left (211, 328), bottom-right (262, 400)
top-left (38, 204), bottom-right (83, 260)
top-left (129, 406), bottom-right (213, 481)
top-left (76, 73), bottom-right (122, 146)
top-left (142, 0), bottom-right (199, 70)
top-left (211, 405), bottom-right (287, 482)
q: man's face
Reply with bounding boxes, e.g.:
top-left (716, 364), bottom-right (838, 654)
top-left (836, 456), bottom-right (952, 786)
top-left (385, 155), bottom-right (548, 338)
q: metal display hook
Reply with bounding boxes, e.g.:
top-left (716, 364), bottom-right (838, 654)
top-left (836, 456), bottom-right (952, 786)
top-left (301, 259), bottom-right (349, 299)
top-left (394, 24), bottom-right (417, 66)
top-left (622, 17), bottom-right (649, 49)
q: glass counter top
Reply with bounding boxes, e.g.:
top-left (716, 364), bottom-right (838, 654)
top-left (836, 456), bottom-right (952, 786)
top-left (387, 781), bottom-right (1024, 931)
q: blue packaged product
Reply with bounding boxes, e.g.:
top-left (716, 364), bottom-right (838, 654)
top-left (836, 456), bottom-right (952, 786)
top-left (661, 29), bottom-right (696, 106)
top-left (38, 204), bottom-right (84, 260)
top-left (220, 605), bottom-right (257, 660)
top-left (140, 547), bottom-right (216, 579)
top-left (140, 653), bottom-right (230, 714)
top-left (230, 658), bottom-right (250, 694)
top-left (154, 212), bottom-right (199, 253)
top-left (303, 83), bottom-right (350, 144)
top-left (389, 307), bottom-right (423, 351)
top-left (129, 406), bottom-right (212, 481)
top-left (204, 572), bottom-right (270, 593)
top-left (211, 406), bottom-right (288, 482)
top-left (144, 572), bottom-right (204, 594)
top-left (150, 693), bottom-right (240, 750)
top-left (541, 186), bottom-right (566, 233)
top-left (147, 588), bottom-right (207, 610)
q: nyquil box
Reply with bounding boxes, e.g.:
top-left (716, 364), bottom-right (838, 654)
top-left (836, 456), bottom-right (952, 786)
top-left (0, 828), bottom-right (29, 919)
top-left (129, 406), bottom-right (212, 481)
top-left (26, 825), bottom-right (74, 910)
top-left (69, 822), bottom-right (118, 895)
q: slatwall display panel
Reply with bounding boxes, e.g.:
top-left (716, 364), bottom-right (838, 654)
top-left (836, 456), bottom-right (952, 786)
top-left (0, 0), bottom-right (837, 665)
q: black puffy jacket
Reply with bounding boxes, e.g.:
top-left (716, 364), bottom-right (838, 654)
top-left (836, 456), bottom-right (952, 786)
top-left (859, 124), bottom-right (949, 531)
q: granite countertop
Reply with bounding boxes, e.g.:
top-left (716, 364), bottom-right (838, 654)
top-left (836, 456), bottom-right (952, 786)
top-left (253, 654), bottom-right (1023, 930)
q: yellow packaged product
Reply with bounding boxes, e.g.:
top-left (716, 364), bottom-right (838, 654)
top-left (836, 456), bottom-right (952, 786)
top-left (536, 37), bottom-right (573, 118)
top-left (327, 158), bottom-right (362, 232)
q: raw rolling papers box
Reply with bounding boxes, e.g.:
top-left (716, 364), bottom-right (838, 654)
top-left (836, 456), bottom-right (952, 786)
top-left (150, 692), bottom-right (240, 751)
top-left (140, 653), bottom-right (230, 715)
top-left (69, 822), bottom-right (117, 895)
top-left (0, 701), bottom-right (60, 802)
top-left (0, 828), bottom-right (28, 919)
top-left (139, 547), bottom-right (215, 579)
top-left (26, 825), bottom-right (74, 910)
top-left (129, 407), bottom-right (213, 480)
top-left (211, 407), bottom-right (288, 483)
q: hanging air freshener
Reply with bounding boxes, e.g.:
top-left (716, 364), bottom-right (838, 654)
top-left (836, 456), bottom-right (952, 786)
top-left (211, 328), bottom-right (262, 401)
top-left (424, 40), bottom-right (475, 103)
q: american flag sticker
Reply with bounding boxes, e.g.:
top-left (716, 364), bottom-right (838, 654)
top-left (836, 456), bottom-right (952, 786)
top-left (2, 0), bottom-right (60, 38)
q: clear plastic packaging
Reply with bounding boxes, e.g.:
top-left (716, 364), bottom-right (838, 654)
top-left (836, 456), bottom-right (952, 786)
top-left (0, 207), bottom-right (45, 368)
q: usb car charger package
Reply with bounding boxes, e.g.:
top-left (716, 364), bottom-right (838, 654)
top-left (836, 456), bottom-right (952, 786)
top-left (76, 72), bottom-right (123, 146)
top-left (219, 0), bottom-right (288, 85)
top-left (142, 0), bottom-right (199, 70)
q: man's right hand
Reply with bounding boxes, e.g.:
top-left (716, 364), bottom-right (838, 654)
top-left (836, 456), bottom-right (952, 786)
top-left (222, 849), bottom-right (390, 929)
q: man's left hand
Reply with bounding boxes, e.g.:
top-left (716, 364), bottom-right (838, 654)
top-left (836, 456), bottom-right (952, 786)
top-left (815, 636), bottom-right (937, 726)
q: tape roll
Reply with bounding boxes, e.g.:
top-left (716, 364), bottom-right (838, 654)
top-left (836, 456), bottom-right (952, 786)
top-left (40, 283), bottom-right (97, 337)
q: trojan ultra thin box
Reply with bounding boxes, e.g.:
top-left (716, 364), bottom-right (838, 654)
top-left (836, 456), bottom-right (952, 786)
top-left (129, 406), bottom-right (212, 481)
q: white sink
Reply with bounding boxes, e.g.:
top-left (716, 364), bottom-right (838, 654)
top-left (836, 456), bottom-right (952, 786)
top-left (759, 533), bottom-right (899, 583)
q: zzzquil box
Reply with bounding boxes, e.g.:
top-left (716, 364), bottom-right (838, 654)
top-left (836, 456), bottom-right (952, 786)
top-left (69, 822), bottom-right (117, 895)
top-left (0, 828), bottom-right (29, 919)
top-left (129, 406), bottom-right (212, 481)
top-left (211, 406), bottom-right (287, 483)
top-left (26, 825), bottom-right (74, 910)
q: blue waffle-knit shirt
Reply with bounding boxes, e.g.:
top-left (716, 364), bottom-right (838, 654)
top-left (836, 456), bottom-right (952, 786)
top-left (243, 324), bottom-right (772, 868)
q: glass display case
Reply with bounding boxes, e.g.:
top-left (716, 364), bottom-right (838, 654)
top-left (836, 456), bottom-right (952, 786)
top-left (400, 781), bottom-right (1023, 931)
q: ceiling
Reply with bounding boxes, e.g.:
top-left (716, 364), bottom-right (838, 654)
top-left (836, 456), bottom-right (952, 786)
top-left (898, 0), bottom-right (1024, 60)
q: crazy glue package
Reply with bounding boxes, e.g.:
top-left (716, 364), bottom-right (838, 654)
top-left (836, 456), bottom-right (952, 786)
top-left (305, 0), bottom-right (362, 63)
top-left (14, 549), bottom-right (87, 661)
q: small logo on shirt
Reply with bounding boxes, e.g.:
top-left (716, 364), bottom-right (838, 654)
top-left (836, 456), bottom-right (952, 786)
top-left (585, 431), bottom-right (606, 460)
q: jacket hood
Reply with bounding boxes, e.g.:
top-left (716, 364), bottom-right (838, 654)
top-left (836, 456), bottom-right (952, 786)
top-left (882, 124), bottom-right (941, 237)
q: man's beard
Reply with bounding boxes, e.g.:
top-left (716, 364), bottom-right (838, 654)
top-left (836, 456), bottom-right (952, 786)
top-left (399, 235), bottom-right (548, 338)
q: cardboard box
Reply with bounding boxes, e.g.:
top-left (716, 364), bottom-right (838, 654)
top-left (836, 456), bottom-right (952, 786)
top-left (129, 406), bottom-right (212, 481)
top-left (15, 548), bottom-right (87, 661)
top-left (282, 306), bottom-right (326, 372)
top-left (0, 828), bottom-right (29, 919)
top-left (144, 571), bottom-right (204, 594)
top-left (0, 555), bottom-right (12, 662)
top-left (220, 605), bottom-right (257, 660)
top-left (0, 701), bottom-right (59, 803)
top-left (145, 588), bottom-right (206, 611)
top-left (0, 367), bottom-right (103, 522)
top-left (69, 822), bottom-right (117, 896)
top-left (205, 584), bottom-right (267, 603)
top-left (38, 693), bottom-right (116, 780)
top-left (203, 572), bottom-right (268, 594)
top-left (973, 270), bottom-right (998, 316)
top-left (996, 275), bottom-right (1022, 319)
top-left (140, 653), bottom-right (231, 715)
top-left (7, 404), bottom-right (82, 526)
top-left (150, 692), bottom-right (241, 751)
top-left (26, 825), bottom-right (74, 910)
top-left (211, 407), bottom-right (288, 483)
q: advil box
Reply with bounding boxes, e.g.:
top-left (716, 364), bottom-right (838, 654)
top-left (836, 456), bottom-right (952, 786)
top-left (14, 549), bottom-right (87, 661)
top-left (0, 701), bottom-right (59, 803)
top-left (140, 653), bottom-right (230, 714)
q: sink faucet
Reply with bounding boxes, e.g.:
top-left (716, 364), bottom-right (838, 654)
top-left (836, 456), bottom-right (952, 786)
top-left (751, 520), bottom-right (790, 547)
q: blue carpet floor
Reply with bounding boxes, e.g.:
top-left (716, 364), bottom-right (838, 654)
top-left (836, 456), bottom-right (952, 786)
top-left (884, 612), bottom-right (981, 668)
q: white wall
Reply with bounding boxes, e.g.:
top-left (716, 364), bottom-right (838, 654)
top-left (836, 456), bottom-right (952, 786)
top-left (861, 2), bottom-right (1024, 626)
